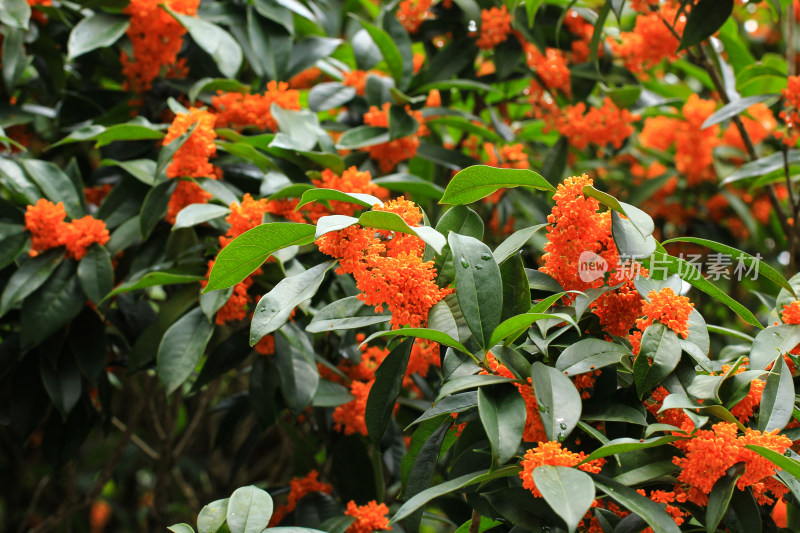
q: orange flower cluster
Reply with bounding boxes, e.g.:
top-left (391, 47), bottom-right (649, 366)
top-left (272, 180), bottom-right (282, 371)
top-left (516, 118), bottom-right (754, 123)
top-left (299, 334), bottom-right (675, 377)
top-left (674, 422), bottom-right (791, 505)
top-left (397, 0), bottom-right (433, 33)
top-left (611, 5), bottom-right (686, 73)
top-left (24, 199), bottom-right (110, 260)
top-left (639, 95), bottom-right (720, 185)
top-left (342, 70), bottom-right (384, 96)
top-left (344, 500), bottom-right (390, 533)
top-left (475, 6), bottom-right (511, 49)
top-left (644, 386), bottom-right (694, 431)
top-left (289, 67), bottom-right (324, 89)
top-left (636, 489), bottom-right (688, 528)
top-left (333, 380), bottom-right (371, 435)
top-left (778, 75), bottom-right (800, 146)
top-left (564, 10), bottom-right (598, 63)
top-left (783, 301), bottom-right (800, 324)
top-left (361, 103), bottom-right (425, 172)
top-left (524, 45), bottom-right (572, 97)
top-left (303, 167), bottom-right (389, 223)
top-left (324, 198), bottom-right (451, 327)
top-left (121, 0), bottom-right (200, 91)
top-left (519, 441), bottom-right (605, 497)
top-left (551, 98), bottom-right (638, 150)
top-left (628, 288), bottom-right (694, 355)
top-left (268, 470), bottom-right (333, 526)
top-left (211, 82), bottom-right (301, 131)
top-left (84, 184), bottom-right (112, 207)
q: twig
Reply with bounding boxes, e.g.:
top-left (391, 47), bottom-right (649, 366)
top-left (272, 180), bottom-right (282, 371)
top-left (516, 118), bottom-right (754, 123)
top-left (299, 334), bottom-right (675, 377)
top-left (172, 382), bottom-right (217, 461)
top-left (18, 476), bottom-right (50, 533)
top-left (111, 416), bottom-right (160, 460)
top-left (469, 509), bottom-right (481, 533)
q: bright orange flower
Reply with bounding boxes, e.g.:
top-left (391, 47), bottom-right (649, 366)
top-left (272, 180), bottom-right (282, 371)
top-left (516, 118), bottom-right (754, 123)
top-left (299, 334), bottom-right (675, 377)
top-left (268, 470), bottom-right (334, 526)
top-left (524, 45), bottom-right (572, 97)
top-left (644, 386), bottom-right (694, 430)
top-left (288, 67), bottom-right (324, 89)
top-left (163, 107), bottom-right (217, 179)
top-left (302, 167), bottom-right (389, 223)
top-left (519, 441), bottom-right (605, 497)
top-left (333, 380), bottom-right (372, 436)
top-left (24, 198), bottom-right (68, 256)
top-left (783, 300), bottom-right (800, 324)
top-left (482, 353), bottom-right (546, 442)
top-left (121, 0), bottom-right (200, 91)
top-left (628, 288), bottom-right (693, 355)
top-left (397, 0), bottom-right (433, 33)
top-left (722, 102), bottom-right (777, 153)
top-left (84, 184), bottom-right (112, 207)
top-left (552, 98), bottom-right (638, 150)
top-left (779, 75), bottom-right (800, 146)
top-left (165, 180), bottom-right (213, 225)
top-left (361, 104), bottom-right (423, 172)
top-left (89, 500), bottom-right (112, 533)
top-left (475, 6), bottom-right (511, 49)
top-left (212, 82), bottom-right (300, 131)
top-left (611, 5), bottom-right (686, 73)
top-left (344, 500), bottom-right (391, 533)
top-left (255, 334), bottom-right (275, 355)
top-left (61, 216), bottom-right (111, 260)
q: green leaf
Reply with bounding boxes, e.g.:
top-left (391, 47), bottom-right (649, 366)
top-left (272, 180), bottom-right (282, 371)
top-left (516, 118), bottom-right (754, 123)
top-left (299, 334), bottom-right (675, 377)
top-left (335, 125), bottom-right (390, 150)
top-left (533, 466), bottom-right (595, 533)
top-left (274, 323), bottom-right (320, 413)
top-left (226, 485), bottom-right (273, 533)
top-left (381, 12), bottom-right (414, 90)
top-left (744, 444), bottom-right (800, 479)
top-left (448, 232), bottom-right (502, 349)
top-left (390, 467), bottom-right (520, 523)
top-left (366, 338), bottom-right (414, 443)
top-left (581, 435), bottom-right (686, 464)
top-left (525, 0), bottom-right (544, 26)
top-left (633, 323), bottom-right (682, 398)
top-left (250, 261), bottom-right (336, 345)
top-left (436, 374), bottom-right (516, 402)
top-left (21, 160), bottom-right (84, 219)
top-left (0, 0), bottom-right (30, 29)
top-left (168, 525), bottom-right (195, 533)
top-left (21, 261), bottom-right (85, 351)
top-left (389, 105), bottom-right (419, 140)
top-left (312, 380), bottom-right (353, 407)
top-left (52, 121), bottom-right (165, 150)
top-left (359, 210), bottom-right (446, 254)
top-left (372, 174), bottom-right (444, 200)
top-left (77, 244), bottom-right (113, 304)
top-left (197, 498), bottom-right (228, 533)
top-left (105, 271), bottom-right (203, 299)
top-left (582, 186), bottom-right (654, 237)
top-left (315, 215), bottom-right (359, 238)
top-left (434, 205), bottom-right (483, 286)
top-left (556, 339), bottom-right (630, 376)
top-left (749, 324), bottom-right (800, 369)
top-left (417, 142), bottom-right (480, 170)
top-left (40, 351), bottom-right (82, 417)
top-left (500, 253), bottom-right (532, 322)
top-left (721, 150), bottom-right (800, 185)
top-left (492, 224), bottom-right (547, 265)
top-left (701, 93), bottom-right (777, 129)
top-left (0, 231), bottom-right (29, 270)
top-left (706, 464), bottom-right (745, 533)
top-left (478, 384), bottom-right (526, 464)
top-left (611, 211), bottom-right (656, 259)
top-left (296, 188), bottom-right (382, 211)
top-left (0, 249), bottom-right (62, 318)
top-left (679, 0), bottom-right (734, 51)
top-left (650, 252), bottom-right (762, 329)
top-left (581, 404), bottom-right (647, 425)
top-left (287, 36), bottom-right (342, 78)
top-left (592, 475), bottom-right (682, 533)
top-left (758, 352), bottom-right (795, 432)
top-left (0, 159), bottom-right (39, 204)
top-left (306, 295), bottom-right (390, 333)
top-left (351, 15), bottom-right (405, 86)
top-left (403, 417), bottom-right (452, 531)
top-left (363, 328), bottom-right (472, 358)
top-left (67, 13), bottom-right (129, 59)
top-left (440, 165), bottom-right (554, 205)
top-left (308, 82), bottom-right (357, 111)
top-left (489, 313), bottom-right (577, 348)
top-left (407, 392), bottom-right (477, 428)
top-left (530, 361), bottom-right (582, 442)
top-left (99, 158), bottom-right (156, 186)
top-left (173, 204), bottom-right (230, 231)
top-left (157, 308), bottom-right (214, 395)
top-left (139, 180), bottom-right (175, 240)
top-left (166, 8), bottom-right (243, 78)
top-left (204, 223), bottom-right (316, 292)
top-left (662, 237), bottom-right (794, 297)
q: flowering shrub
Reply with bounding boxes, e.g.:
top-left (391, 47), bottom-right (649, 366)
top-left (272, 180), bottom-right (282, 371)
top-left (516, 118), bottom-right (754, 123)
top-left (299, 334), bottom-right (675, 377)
top-left (4, 0), bottom-right (800, 532)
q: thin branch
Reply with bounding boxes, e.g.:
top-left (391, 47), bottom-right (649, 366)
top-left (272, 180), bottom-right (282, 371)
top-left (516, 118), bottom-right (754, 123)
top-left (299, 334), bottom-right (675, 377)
top-left (469, 509), bottom-right (481, 533)
top-left (111, 416), bottom-right (160, 461)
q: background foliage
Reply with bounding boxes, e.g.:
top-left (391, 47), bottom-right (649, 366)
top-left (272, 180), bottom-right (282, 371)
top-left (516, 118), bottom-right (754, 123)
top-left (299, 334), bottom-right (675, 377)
top-left (3, 0), bottom-right (800, 532)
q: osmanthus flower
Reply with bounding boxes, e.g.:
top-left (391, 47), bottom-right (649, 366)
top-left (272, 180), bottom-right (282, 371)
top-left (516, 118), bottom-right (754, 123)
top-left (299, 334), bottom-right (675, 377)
top-left (777, 75), bottom-right (800, 146)
top-left (674, 422), bottom-right (792, 506)
top-left (268, 470), bottom-right (333, 526)
top-left (163, 107), bottom-right (217, 179)
top-left (783, 301), bottom-right (800, 324)
top-left (288, 67), bottom-right (324, 89)
top-left (361, 104), bottom-right (425, 172)
top-left (715, 360), bottom-right (765, 424)
top-left (342, 70), bottom-right (386, 97)
top-left (121, 0), bottom-right (200, 91)
top-left (635, 489), bottom-right (688, 528)
top-left (24, 199), bottom-right (110, 260)
top-left (84, 184), bottom-right (112, 207)
top-left (519, 441), bottom-right (605, 498)
top-left (211, 82), bottom-right (301, 131)
top-left (523, 44), bottom-right (572, 97)
top-left (344, 500), bottom-right (390, 533)
top-left (721, 102), bottom-right (777, 154)
top-left (549, 98), bottom-right (638, 151)
top-left (644, 386), bottom-right (694, 431)
top-left (317, 197), bottom-right (452, 328)
top-left (301, 167), bottom-right (390, 223)
top-left (474, 6), bottom-right (512, 49)
top-left (333, 380), bottom-right (372, 436)
top-left (563, 9), bottom-right (599, 63)
top-left (628, 288), bottom-right (694, 356)
top-left (610, 4), bottom-right (686, 74)
top-left (396, 0), bottom-right (433, 33)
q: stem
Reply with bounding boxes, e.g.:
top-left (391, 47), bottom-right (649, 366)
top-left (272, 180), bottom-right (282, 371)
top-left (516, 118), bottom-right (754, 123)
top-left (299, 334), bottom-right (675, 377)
top-left (370, 444), bottom-right (386, 503)
top-left (469, 509), bottom-right (481, 533)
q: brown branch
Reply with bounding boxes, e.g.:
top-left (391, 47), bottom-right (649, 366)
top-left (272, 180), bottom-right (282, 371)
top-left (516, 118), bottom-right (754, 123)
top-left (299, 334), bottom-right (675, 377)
top-left (469, 509), bottom-right (481, 533)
